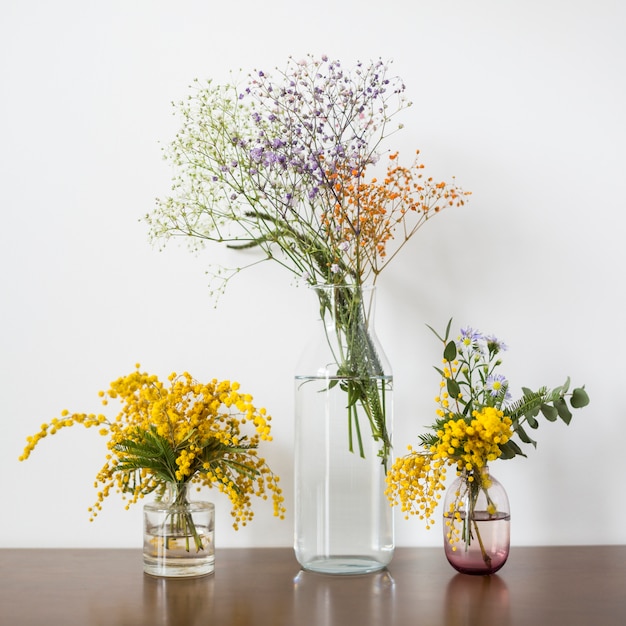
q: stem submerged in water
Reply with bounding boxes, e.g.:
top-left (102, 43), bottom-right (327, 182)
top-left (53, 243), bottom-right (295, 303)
top-left (162, 483), bottom-right (205, 553)
top-left (317, 284), bottom-right (391, 469)
top-left (472, 517), bottom-right (492, 568)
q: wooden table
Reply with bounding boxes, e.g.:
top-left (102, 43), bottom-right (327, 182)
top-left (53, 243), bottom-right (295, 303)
top-left (1, 546), bottom-right (625, 625)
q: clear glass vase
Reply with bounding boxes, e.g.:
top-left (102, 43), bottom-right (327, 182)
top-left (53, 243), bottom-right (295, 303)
top-left (143, 482), bottom-right (215, 578)
top-left (294, 284), bottom-right (394, 574)
top-left (443, 465), bottom-right (510, 575)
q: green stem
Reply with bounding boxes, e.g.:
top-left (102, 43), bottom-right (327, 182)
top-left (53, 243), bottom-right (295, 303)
top-left (319, 285), bottom-right (391, 469)
top-left (462, 472), bottom-right (493, 568)
top-left (166, 483), bottom-right (205, 553)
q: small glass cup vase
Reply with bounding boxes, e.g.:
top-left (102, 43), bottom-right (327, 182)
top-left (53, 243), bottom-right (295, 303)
top-left (443, 465), bottom-right (510, 575)
top-left (143, 482), bottom-right (215, 578)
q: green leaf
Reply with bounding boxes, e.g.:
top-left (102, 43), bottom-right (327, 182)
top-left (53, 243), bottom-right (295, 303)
top-left (498, 442), bottom-right (517, 460)
top-left (447, 378), bottom-right (461, 399)
top-left (443, 340), bottom-right (457, 362)
top-left (554, 397), bottom-right (573, 425)
top-left (443, 318), bottom-right (453, 342)
top-left (571, 387), bottom-right (590, 408)
top-left (505, 387), bottom-right (547, 423)
top-left (525, 404), bottom-right (541, 419)
top-left (519, 387), bottom-right (542, 419)
top-left (499, 439), bottom-right (526, 459)
top-left (540, 403), bottom-right (558, 422)
top-left (514, 423), bottom-right (537, 447)
top-left (526, 415), bottom-right (539, 429)
top-left (426, 318), bottom-right (453, 343)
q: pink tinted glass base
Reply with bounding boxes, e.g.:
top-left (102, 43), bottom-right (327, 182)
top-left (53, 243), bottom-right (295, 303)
top-left (444, 515), bottom-right (510, 576)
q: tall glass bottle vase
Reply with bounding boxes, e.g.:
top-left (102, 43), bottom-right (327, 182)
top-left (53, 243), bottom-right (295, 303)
top-left (443, 466), bottom-right (510, 575)
top-left (294, 284), bottom-right (394, 575)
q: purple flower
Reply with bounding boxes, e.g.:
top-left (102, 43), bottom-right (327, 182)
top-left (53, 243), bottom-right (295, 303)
top-left (459, 327), bottom-right (483, 348)
top-left (250, 147), bottom-right (264, 162)
top-left (263, 152), bottom-right (278, 166)
top-left (485, 335), bottom-right (508, 353)
top-left (485, 374), bottom-right (509, 398)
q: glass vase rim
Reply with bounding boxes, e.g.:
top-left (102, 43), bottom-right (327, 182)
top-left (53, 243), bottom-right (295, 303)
top-left (158, 480), bottom-right (206, 499)
top-left (307, 282), bottom-right (377, 293)
top-left (145, 499), bottom-right (215, 512)
top-left (147, 482), bottom-right (214, 512)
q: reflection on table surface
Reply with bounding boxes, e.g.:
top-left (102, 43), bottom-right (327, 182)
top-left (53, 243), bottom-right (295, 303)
top-left (1, 546), bottom-right (625, 625)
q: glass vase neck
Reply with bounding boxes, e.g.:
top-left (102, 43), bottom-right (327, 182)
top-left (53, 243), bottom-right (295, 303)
top-left (309, 283), bottom-right (375, 299)
top-left (310, 283), bottom-right (378, 329)
top-left (160, 482), bottom-right (193, 506)
top-left (462, 464), bottom-right (489, 475)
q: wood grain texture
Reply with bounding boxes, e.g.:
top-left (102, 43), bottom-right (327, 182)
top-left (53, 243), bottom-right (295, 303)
top-left (1, 547), bottom-right (625, 625)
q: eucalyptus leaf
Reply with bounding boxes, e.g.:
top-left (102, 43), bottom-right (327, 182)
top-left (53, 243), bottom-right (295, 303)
top-left (498, 442), bottom-right (517, 460)
top-left (524, 404), bottom-right (541, 419)
top-left (526, 415), bottom-right (539, 429)
top-left (514, 423), bottom-right (537, 447)
top-left (540, 403), bottom-right (558, 422)
top-left (571, 387), bottom-right (590, 408)
top-left (554, 397), bottom-right (573, 425)
top-left (499, 439), bottom-right (526, 459)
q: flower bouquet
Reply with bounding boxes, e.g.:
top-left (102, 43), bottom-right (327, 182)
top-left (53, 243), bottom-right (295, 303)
top-left (146, 55), bottom-right (471, 465)
top-left (386, 320), bottom-right (589, 573)
top-left (20, 366), bottom-right (285, 575)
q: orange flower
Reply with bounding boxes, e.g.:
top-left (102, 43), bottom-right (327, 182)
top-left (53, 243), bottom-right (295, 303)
top-left (320, 152), bottom-right (470, 279)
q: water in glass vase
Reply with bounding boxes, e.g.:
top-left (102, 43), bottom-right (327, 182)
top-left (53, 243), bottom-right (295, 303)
top-left (143, 499), bottom-right (215, 578)
top-left (294, 374), bottom-right (394, 575)
top-left (443, 511), bottom-right (510, 575)
top-left (143, 523), bottom-right (215, 577)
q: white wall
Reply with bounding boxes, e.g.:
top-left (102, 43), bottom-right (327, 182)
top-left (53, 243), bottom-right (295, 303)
top-left (2, 0), bottom-right (624, 549)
